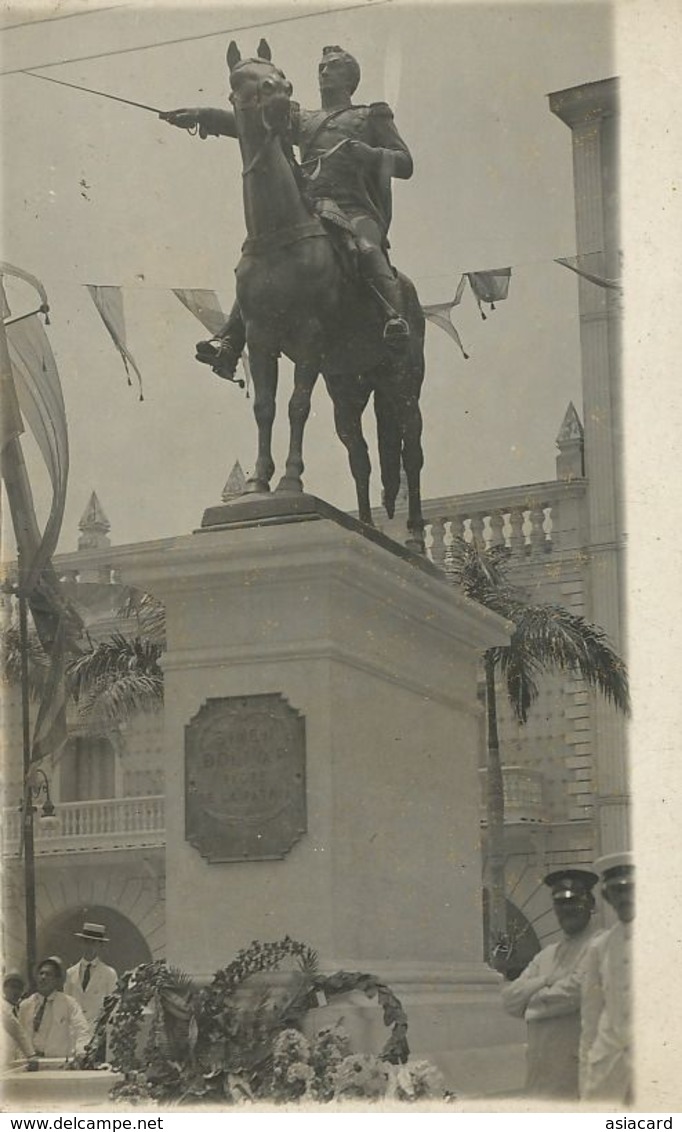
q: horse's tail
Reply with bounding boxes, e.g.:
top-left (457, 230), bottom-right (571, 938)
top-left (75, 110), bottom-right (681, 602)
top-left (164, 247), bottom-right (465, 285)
top-left (375, 273), bottom-right (425, 518)
top-left (374, 386), bottom-right (402, 518)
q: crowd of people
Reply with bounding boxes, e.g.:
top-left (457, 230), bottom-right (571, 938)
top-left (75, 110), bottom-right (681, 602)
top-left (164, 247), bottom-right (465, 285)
top-left (2, 859), bottom-right (634, 1105)
top-left (501, 851), bottom-right (634, 1104)
top-left (1, 922), bottom-right (117, 1065)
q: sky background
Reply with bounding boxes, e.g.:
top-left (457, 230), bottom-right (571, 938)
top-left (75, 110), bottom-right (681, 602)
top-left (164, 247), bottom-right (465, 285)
top-left (0, 0), bottom-right (613, 552)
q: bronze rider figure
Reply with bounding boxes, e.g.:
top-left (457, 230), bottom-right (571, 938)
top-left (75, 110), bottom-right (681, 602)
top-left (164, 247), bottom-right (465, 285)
top-left (165, 45), bottom-right (413, 381)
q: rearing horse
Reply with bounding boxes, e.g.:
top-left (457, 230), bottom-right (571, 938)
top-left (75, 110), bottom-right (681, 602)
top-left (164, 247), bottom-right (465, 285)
top-left (228, 40), bottom-right (426, 550)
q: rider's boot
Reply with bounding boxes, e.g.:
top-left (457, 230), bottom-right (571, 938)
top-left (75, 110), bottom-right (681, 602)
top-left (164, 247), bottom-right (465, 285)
top-left (358, 246), bottom-right (410, 346)
top-left (195, 301), bottom-right (247, 383)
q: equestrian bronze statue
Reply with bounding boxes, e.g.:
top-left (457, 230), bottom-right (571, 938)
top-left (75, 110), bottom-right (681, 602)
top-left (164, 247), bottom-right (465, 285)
top-left (165, 41), bottom-right (426, 549)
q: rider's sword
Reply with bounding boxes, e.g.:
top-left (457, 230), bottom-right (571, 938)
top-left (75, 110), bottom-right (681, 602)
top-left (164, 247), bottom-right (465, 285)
top-left (22, 71), bottom-right (180, 124)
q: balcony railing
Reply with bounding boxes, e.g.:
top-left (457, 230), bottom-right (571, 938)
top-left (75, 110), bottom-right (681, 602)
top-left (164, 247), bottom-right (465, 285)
top-left (1, 795), bottom-right (165, 857)
top-left (380, 478), bottom-right (587, 569)
top-left (479, 766), bottom-right (545, 824)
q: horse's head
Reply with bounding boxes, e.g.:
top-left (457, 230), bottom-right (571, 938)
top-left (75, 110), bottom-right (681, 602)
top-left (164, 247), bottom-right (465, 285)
top-left (227, 39), bottom-right (293, 134)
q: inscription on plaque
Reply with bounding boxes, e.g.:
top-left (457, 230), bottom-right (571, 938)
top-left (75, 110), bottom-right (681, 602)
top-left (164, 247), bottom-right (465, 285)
top-left (185, 694), bottom-right (306, 862)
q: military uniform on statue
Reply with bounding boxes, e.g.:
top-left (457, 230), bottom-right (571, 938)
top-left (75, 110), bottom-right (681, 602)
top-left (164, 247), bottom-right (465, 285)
top-left (164, 44), bottom-right (414, 382)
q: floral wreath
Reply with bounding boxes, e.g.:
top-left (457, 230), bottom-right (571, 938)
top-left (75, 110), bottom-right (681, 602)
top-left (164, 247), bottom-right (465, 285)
top-left (78, 937), bottom-right (416, 1103)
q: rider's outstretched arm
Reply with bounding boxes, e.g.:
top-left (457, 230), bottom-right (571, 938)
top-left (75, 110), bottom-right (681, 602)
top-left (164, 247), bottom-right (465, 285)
top-left (161, 107), bottom-right (237, 139)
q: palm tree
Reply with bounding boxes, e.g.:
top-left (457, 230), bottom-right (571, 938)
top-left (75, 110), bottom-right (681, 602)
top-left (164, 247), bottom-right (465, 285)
top-left (68, 631), bottom-right (164, 730)
top-left (1, 588), bottom-right (165, 733)
top-left (444, 537), bottom-right (630, 965)
top-left (65, 588), bottom-right (166, 729)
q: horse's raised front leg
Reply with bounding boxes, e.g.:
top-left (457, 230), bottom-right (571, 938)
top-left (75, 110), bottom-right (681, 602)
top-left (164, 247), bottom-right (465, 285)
top-left (324, 372), bottom-right (373, 526)
top-left (277, 361), bottom-right (319, 494)
top-left (244, 348), bottom-right (278, 494)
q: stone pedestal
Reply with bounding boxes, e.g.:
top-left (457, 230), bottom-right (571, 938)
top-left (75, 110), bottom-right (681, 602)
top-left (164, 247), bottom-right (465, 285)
top-left (114, 496), bottom-right (524, 1093)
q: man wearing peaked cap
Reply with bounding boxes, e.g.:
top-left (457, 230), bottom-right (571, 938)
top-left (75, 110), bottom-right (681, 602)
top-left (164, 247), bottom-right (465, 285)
top-left (579, 851), bottom-right (634, 1103)
top-left (64, 922), bottom-right (118, 1032)
top-left (501, 867), bottom-right (601, 1099)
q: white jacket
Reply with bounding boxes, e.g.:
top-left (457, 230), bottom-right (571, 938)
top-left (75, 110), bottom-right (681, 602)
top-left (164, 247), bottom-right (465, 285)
top-left (18, 991), bottom-right (90, 1058)
top-left (64, 958), bottom-right (118, 1027)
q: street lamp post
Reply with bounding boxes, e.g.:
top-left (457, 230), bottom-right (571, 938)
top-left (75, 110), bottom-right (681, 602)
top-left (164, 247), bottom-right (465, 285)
top-left (10, 556), bottom-right (57, 986)
top-left (17, 563), bottom-right (38, 984)
top-left (21, 765), bottom-right (56, 985)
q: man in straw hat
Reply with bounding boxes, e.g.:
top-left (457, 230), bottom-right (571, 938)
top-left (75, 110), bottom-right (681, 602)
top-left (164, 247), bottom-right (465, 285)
top-left (18, 956), bottom-right (90, 1059)
top-left (501, 867), bottom-right (601, 1098)
top-left (579, 851), bottom-right (634, 1103)
top-left (64, 922), bottom-right (118, 1029)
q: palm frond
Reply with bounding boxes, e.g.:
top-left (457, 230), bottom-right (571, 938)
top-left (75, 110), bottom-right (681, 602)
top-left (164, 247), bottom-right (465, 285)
top-left (115, 589), bottom-right (166, 644)
top-left (444, 537), bottom-right (520, 614)
top-left (78, 672), bottom-right (164, 729)
top-left (69, 634), bottom-right (163, 691)
top-left (444, 536), bottom-right (629, 722)
top-left (68, 633), bottom-right (164, 729)
top-left (505, 604), bottom-right (630, 720)
top-left (1, 624), bottom-right (50, 698)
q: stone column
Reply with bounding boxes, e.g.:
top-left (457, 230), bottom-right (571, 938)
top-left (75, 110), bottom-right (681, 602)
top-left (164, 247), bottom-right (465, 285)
top-left (113, 497), bottom-right (523, 1092)
top-left (549, 79), bottom-right (629, 855)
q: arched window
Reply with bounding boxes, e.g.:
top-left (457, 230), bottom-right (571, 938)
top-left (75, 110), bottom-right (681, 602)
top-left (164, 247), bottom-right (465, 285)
top-left (38, 905), bottom-right (152, 975)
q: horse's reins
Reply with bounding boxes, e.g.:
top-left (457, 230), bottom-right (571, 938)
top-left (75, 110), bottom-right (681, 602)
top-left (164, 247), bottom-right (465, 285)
top-left (233, 78), bottom-right (354, 179)
top-left (300, 136), bottom-right (351, 180)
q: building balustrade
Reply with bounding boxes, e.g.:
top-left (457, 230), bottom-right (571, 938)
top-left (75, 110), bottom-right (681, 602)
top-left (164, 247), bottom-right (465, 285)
top-left (1, 795), bottom-right (165, 857)
top-left (415, 479), bottom-right (587, 569)
top-left (479, 766), bottom-right (546, 824)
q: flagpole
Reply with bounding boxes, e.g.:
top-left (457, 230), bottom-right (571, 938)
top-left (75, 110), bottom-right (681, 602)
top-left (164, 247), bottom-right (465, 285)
top-left (18, 547), bottom-right (38, 986)
top-left (0, 309), bottom-right (39, 985)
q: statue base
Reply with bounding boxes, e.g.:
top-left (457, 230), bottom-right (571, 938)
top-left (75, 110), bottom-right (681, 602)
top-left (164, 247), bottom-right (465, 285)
top-left (114, 493), bottom-right (524, 1095)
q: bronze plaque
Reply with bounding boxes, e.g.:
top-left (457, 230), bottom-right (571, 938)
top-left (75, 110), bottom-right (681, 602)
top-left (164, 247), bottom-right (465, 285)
top-left (185, 694), bottom-right (306, 862)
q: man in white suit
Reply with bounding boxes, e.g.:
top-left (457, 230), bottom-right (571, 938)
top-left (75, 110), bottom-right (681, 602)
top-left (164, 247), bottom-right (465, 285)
top-left (501, 868), bottom-right (601, 1098)
top-left (18, 957), bottom-right (90, 1059)
top-left (579, 852), bottom-right (634, 1103)
top-left (64, 922), bottom-right (118, 1030)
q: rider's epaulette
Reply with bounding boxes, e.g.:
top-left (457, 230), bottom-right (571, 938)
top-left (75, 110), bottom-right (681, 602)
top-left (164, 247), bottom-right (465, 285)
top-left (369, 101), bottom-right (394, 118)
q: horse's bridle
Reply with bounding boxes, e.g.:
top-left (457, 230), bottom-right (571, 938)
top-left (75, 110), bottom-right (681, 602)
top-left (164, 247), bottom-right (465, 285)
top-left (229, 59), bottom-right (292, 176)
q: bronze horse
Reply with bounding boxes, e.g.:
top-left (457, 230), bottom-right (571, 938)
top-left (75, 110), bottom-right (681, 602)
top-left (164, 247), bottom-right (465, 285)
top-left (228, 41), bottom-right (426, 550)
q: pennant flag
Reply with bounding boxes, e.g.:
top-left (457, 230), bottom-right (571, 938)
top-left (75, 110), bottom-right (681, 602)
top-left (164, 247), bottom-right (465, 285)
top-left (555, 255), bottom-right (622, 292)
top-left (172, 288), bottom-right (227, 337)
top-left (173, 288), bottom-right (251, 396)
top-left (466, 268), bottom-right (511, 319)
top-left (421, 299), bottom-right (469, 360)
top-left (0, 279), bottom-right (25, 452)
top-left (87, 285), bottom-right (144, 399)
top-left (1, 266), bottom-right (82, 763)
top-left (7, 313), bottom-right (69, 592)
